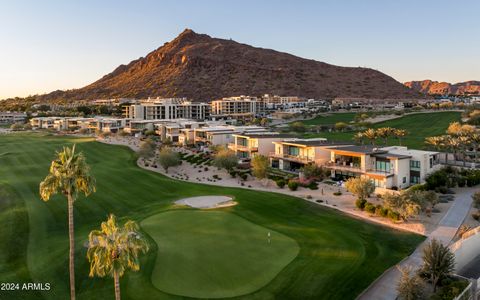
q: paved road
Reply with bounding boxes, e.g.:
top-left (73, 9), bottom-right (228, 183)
top-left (358, 188), bottom-right (476, 300)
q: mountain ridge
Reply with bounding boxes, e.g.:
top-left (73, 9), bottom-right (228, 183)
top-left (404, 80), bottom-right (480, 95)
top-left (20, 29), bottom-right (422, 103)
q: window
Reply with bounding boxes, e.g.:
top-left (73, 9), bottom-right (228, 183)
top-left (429, 158), bottom-right (433, 168)
top-left (375, 160), bottom-right (391, 172)
top-left (410, 160), bottom-right (420, 169)
top-left (403, 177), bottom-right (406, 184)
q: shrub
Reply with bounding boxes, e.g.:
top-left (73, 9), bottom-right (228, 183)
top-left (333, 190), bottom-right (342, 196)
top-left (375, 205), bottom-right (389, 217)
top-left (408, 184), bottom-right (426, 192)
top-left (276, 179), bottom-right (286, 188)
top-left (288, 181), bottom-right (299, 191)
top-left (345, 177), bottom-right (375, 201)
top-left (355, 198), bottom-right (367, 210)
top-left (229, 170), bottom-right (237, 178)
top-left (364, 202), bottom-right (376, 214)
top-left (308, 181), bottom-right (319, 190)
top-left (472, 211), bottom-right (480, 221)
top-left (388, 210), bottom-right (401, 221)
top-left (240, 173), bottom-right (248, 181)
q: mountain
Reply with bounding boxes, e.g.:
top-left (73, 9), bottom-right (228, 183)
top-left (404, 80), bottom-right (480, 96)
top-left (34, 29), bottom-right (420, 102)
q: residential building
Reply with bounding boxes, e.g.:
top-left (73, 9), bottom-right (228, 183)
top-left (0, 111), bottom-right (27, 124)
top-left (270, 138), bottom-right (334, 173)
top-left (125, 97), bottom-right (210, 120)
top-left (228, 133), bottom-right (293, 160)
top-left (194, 125), bottom-right (267, 147)
top-left (210, 96), bottom-right (265, 119)
top-left (325, 145), bottom-right (441, 190)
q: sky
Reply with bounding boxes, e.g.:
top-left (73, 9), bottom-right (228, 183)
top-left (0, 0), bottom-right (479, 99)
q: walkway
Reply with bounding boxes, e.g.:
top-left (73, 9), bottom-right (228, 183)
top-left (357, 188), bottom-right (476, 300)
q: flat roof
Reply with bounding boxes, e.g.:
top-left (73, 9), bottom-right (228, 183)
top-left (236, 133), bottom-right (295, 139)
top-left (373, 153), bottom-right (411, 160)
top-left (326, 145), bottom-right (387, 154)
top-left (275, 139), bottom-right (351, 147)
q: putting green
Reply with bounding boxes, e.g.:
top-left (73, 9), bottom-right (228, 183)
top-left (141, 210), bottom-right (300, 298)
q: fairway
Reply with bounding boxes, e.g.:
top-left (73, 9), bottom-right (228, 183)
top-left (304, 111), bottom-right (461, 149)
top-left (0, 133), bottom-right (424, 299)
top-left (142, 210), bottom-right (299, 298)
top-left (300, 112), bottom-right (357, 125)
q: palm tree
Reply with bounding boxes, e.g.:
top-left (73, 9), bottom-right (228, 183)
top-left (363, 128), bottom-right (377, 146)
top-left (425, 136), bottom-right (446, 163)
top-left (39, 145), bottom-right (96, 300)
top-left (446, 136), bottom-right (461, 165)
top-left (87, 215), bottom-right (149, 300)
top-left (376, 127), bottom-right (394, 145)
top-left (458, 135), bottom-right (471, 167)
top-left (393, 129), bottom-right (408, 146)
top-left (420, 239), bottom-right (455, 292)
top-left (353, 132), bottom-right (364, 145)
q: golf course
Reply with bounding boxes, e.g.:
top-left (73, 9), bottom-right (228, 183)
top-left (302, 111), bottom-right (462, 149)
top-left (0, 133), bottom-right (424, 299)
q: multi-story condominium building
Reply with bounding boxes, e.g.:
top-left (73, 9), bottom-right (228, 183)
top-left (125, 98), bottom-right (210, 120)
top-left (210, 96), bottom-right (265, 119)
top-left (228, 133), bottom-right (293, 160)
top-left (0, 111), bottom-right (27, 124)
top-left (30, 116), bottom-right (128, 133)
top-left (325, 145), bottom-right (441, 190)
top-left (270, 138), bottom-right (334, 173)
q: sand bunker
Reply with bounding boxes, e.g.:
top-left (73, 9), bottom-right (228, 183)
top-left (175, 195), bottom-right (235, 209)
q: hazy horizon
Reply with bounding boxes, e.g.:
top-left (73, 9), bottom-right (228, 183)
top-left (1, 0), bottom-right (479, 99)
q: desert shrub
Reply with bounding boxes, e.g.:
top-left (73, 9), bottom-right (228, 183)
top-left (240, 173), bottom-right (248, 181)
top-left (276, 179), bottom-right (286, 188)
top-left (408, 184), bottom-right (426, 192)
top-left (388, 210), bottom-right (401, 221)
top-left (229, 170), bottom-right (237, 178)
top-left (430, 279), bottom-right (468, 300)
top-left (364, 202), bottom-right (376, 214)
top-left (308, 181), bottom-right (319, 190)
top-left (288, 181), bottom-right (299, 191)
top-left (355, 198), bottom-right (367, 210)
top-left (333, 191), bottom-right (342, 196)
top-left (345, 177), bottom-right (375, 201)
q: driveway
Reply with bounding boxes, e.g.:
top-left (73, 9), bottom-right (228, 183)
top-left (357, 188), bottom-right (476, 300)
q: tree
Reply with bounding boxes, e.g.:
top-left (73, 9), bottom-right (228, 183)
top-left (289, 121), bottom-right (306, 132)
top-left (251, 155), bottom-right (269, 181)
top-left (157, 147), bottom-right (181, 173)
top-left (39, 145), bottom-right (96, 300)
top-left (394, 129), bottom-right (408, 146)
top-left (376, 127), bottom-right (394, 145)
top-left (300, 163), bottom-right (326, 180)
top-left (87, 215), bottom-right (149, 300)
top-left (353, 132), bottom-right (365, 145)
top-left (10, 123), bottom-right (24, 131)
top-left (345, 177), bottom-right (375, 201)
top-left (397, 266), bottom-right (425, 300)
top-left (138, 138), bottom-right (156, 160)
top-left (420, 239), bottom-right (455, 292)
top-left (334, 122), bottom-right (348, 132)
top-left (260, 118), bottom-right (270, 127)
top-left (447, 122), bottom-right (463, 136)
top-left (425, 136), bottom-right (447, 163)
top-left (213, 149), bottom-right (238, 171)
top-left (362, 128), bottom-right (377, 146)
top-left (383, 192), bottom-right (421, 220)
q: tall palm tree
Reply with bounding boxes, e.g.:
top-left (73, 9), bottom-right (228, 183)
top-left (446, 136), bottom-right (461, 165)
top-left (425, 136), bottom-right (446, 163)
top-left (353, 132), bottom-right (364, 145)
top-left (376, 127), bottom-right (394, 145)
top-left (393, 129), bottom-right (408, 146)
top-left (39, 145), bottom-right (96, 300)
top-left (458, 135), bottom-right (471, 167)
top-left (87, 215), bottom-right (149, 300)
top-left (363, 128), bottom-right (377, 146)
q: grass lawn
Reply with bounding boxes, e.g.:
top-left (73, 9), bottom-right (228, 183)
top-left (142, 210), bottom-right (299, 298)
top-left (0, 133), bottom-right (424, 300)
top-left (300, 112), bottom-right (357, 126)
top-left (304, 111), bottom-right (462, 149)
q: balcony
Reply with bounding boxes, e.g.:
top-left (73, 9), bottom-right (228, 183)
top-left (228, 143), bottom-right (258, 152)
top-left (269, 152), bottom-right (315, 164)
top-left (325, 161), bottom-right (394, 177)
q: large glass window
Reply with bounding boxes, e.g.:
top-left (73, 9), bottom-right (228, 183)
top-left (410, 160), bottom-right (421, 169)
top-left (375, 160), bottom-right (391, 172)
top-left (288, 146), bottom-right (299, 156)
